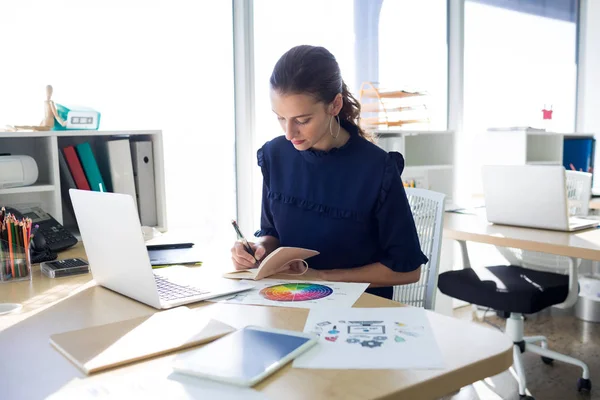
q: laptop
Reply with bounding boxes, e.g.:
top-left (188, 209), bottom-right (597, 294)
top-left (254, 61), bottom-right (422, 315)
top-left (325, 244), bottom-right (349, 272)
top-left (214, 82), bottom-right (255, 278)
top-left (69, 189), bottom-right (252, 309)
top-left (482, 165), bottom-right (599, 232)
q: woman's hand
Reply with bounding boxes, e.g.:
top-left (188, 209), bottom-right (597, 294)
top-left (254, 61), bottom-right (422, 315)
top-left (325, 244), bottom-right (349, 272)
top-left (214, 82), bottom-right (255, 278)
top-left (302, 267), bottom-right (326, 280)
top-left (231, 241), bottom-right (266, 270)
top-left (265, 260), bottom-right (306, 276)
top-left (281, 262), bottom-right (325, 280)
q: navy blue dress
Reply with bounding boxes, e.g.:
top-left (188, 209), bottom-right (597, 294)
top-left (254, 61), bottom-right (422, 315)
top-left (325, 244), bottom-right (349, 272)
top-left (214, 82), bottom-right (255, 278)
top-left (255, 120), bottom-right (428, 299)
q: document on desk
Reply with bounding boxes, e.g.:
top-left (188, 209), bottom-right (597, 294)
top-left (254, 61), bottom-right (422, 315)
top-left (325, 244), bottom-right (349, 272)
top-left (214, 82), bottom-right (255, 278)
top-left (293, 307), bottom-right (445, 369)
top-left (45, 369), bottom-right (266, 400)
top-left (208, 279), bottom-right (369, 309)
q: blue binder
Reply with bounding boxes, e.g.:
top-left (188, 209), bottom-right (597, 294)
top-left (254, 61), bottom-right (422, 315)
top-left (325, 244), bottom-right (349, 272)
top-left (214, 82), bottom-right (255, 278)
top-left (563, 138), bottom-right (595, 174)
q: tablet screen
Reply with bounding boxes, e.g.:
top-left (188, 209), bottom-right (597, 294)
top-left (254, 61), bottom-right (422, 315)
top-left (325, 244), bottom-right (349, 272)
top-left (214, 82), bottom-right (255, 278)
top-left (174, 327), bottom-right (311, 383)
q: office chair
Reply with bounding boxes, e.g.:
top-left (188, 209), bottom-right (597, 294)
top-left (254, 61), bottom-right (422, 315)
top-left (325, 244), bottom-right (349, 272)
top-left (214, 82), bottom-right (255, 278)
top-left (565, 170), bottom-right (592, 216)
top-left (438, 171), bottom-right (593, 399)
top-left (393, 188), bottom-right (445, 309)
top-left (494, 169), bottom-right (592, 309)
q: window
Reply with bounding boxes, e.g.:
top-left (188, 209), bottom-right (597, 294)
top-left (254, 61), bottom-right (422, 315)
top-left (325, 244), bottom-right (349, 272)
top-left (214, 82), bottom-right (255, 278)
top-left (378, 0), bottom-right (448, 130)
top-left (0, 0), bottom-right (236, 248)
top-left (464, 0), bottom-right (578, 193)
top-left (251, 0), bottom-right (356, 229)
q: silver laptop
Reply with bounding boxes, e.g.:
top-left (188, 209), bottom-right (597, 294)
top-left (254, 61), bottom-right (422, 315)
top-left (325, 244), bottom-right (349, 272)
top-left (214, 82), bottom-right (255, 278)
top-left (69, 189), bottom-right (251, 309)
top-left (482, 165), bottom-right (599, 232)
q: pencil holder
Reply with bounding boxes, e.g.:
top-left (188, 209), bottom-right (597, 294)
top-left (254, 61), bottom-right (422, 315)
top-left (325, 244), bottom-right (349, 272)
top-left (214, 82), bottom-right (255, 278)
top-left (0, 239), bottom-right (31, 283)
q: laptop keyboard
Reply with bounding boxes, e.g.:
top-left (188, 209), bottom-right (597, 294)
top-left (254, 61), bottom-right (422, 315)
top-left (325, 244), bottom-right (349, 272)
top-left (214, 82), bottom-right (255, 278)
top-left (154, 275), bottom-right (209, 301)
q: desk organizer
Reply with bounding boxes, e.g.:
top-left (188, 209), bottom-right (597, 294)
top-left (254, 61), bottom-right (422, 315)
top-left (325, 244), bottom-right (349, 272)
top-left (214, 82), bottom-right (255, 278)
top-left (0, 239), bottom-right (31, 283)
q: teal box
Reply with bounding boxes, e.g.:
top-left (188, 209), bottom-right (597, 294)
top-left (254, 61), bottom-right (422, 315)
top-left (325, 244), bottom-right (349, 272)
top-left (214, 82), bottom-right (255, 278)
top-left (54, 104), bottom-right (101, 130)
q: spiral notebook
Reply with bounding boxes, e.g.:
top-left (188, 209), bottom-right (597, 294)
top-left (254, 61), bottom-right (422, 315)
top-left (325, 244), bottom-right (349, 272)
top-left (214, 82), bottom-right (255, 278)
top-left (223, 247), bottom-right (319, 281)
top-left (49, 307), bottom-right (235, 374)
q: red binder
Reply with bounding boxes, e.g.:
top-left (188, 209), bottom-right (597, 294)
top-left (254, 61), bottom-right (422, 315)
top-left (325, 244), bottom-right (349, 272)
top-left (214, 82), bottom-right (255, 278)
top-left (63, 146), bottom-right (91, 190)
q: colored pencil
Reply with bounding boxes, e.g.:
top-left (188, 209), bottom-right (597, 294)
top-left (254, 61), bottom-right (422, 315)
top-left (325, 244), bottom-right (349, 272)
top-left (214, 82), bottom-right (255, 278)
top-left (0, 230), bottom-right (4, 278)
top-left (23, 221), bottom-right (30, 273)
top-left (14, 221), bottom-right (21, 277)
top-left (11, 219), bottom-right (18, 278)
top-left (20, 222), bottom-right (27, 277)
top-left (7, 220), bottom-right (14, 278)
top-left (1, 225), bottom-right (6, 277)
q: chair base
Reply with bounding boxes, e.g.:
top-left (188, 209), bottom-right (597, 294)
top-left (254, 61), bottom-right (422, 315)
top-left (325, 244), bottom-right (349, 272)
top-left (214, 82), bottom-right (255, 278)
top-left (507, 313), bottom-right (591, 397)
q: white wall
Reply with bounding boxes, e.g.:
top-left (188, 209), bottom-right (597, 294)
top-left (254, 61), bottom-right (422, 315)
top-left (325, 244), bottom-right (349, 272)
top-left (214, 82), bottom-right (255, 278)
top-left (577, 0), bottom-right (600, 187)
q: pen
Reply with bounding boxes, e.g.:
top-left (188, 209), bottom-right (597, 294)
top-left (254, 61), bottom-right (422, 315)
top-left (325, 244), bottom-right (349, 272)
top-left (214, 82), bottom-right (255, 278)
top-left (30, 224), bottom-right (39, 242)
top-left (231, 219), bottom-right (257, 263)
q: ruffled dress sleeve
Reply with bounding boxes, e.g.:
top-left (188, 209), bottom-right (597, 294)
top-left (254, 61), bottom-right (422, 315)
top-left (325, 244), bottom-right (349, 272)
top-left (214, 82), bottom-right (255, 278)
top-left (375, 151), bottom-right (428, 272)
top-left (254, 146), bottom-right (279, 238)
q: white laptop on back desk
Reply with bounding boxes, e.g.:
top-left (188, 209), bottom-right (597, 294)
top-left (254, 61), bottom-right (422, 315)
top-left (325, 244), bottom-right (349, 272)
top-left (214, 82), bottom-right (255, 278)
top-left (69, 189), bottom-right (251, 309)
top-left (482, 165), bottom-right (599, 232)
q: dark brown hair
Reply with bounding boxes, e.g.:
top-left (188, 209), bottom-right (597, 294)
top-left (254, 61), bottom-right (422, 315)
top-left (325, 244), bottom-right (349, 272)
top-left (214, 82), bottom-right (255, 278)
top-left (270, 45), bottom-right (373, 141)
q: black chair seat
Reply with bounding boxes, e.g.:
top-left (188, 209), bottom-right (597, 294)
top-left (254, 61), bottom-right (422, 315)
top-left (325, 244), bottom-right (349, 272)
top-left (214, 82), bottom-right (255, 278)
top-left (438, 265), bottom-right (569, 314)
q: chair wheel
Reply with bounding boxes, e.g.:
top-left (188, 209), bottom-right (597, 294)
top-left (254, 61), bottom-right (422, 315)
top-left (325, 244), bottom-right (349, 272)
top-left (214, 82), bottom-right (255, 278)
top-left (577, 378), bottom-right (592, 392)
top-left (541, 356), bottom-right (554, 365)
top-left (519, 395), bottom-right (535, 400)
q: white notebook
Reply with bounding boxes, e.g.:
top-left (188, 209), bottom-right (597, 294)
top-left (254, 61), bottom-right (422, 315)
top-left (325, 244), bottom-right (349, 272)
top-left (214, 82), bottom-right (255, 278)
top-left (49, 307), bottom-right (235, 374)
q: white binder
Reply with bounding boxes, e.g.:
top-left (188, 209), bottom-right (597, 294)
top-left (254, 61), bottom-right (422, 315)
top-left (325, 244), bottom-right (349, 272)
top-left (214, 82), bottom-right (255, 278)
top-left (130, 141), bottom-right (158, 226)
top-left (107, 139), bottom-right (138, 211)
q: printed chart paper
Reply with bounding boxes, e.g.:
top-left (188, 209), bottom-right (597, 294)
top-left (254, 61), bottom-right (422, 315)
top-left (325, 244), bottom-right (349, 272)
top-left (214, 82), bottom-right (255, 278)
top-left (209, 279), bottom-right (369, 309)
top-left (293, 307), bottom-right (445, 369)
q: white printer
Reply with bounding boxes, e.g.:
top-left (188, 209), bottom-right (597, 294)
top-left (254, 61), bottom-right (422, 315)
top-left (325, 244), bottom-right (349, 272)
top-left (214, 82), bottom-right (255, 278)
top-left (0, 155), bottom-right (39, 188)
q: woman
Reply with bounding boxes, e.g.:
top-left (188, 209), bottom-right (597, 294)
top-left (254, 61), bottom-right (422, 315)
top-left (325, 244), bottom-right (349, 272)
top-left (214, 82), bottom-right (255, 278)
top-left (231, 45), bottom-right (427, 299)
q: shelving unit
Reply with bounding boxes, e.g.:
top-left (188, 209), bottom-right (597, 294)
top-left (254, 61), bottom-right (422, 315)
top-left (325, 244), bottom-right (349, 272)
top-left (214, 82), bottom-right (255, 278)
top-left (481, 128), bottom-right (595, 167)
top-left (0, 130), bottom-right (167, 235)
top-left (376, 130), bottom-right (455, 207)
top-left (358, 82), bottom-right (430, 133)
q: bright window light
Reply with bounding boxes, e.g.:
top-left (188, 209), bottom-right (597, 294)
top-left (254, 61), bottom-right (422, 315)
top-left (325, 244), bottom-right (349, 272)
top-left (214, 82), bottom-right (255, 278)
top-left (378, 0), bottom-right (448, 130)
top-left (0, 0), bottom-right (236, 250)
top-left (251, 0), bottom-right (356, 229)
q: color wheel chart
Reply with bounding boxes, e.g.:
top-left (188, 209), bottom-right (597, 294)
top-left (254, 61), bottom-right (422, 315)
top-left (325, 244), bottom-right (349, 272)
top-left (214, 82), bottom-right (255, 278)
top-left (260, 283), bottom-right (333, 302)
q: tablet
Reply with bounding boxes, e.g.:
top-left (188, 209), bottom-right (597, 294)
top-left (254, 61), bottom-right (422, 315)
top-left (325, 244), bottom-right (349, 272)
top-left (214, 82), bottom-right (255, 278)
top-left (172, 325), bottom-right (317, 387)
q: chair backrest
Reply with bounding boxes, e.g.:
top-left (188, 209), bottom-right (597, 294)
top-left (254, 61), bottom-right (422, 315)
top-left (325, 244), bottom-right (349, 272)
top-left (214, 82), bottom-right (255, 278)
top-left (565, 170), bottom-right (592, 216)
top-left (393, 188), bottom-right (446, 309)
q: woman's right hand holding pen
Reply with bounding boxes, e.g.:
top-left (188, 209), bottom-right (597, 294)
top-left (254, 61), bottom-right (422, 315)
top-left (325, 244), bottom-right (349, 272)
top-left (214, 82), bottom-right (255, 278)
top-left (231, 241), bottom-right (266, 270)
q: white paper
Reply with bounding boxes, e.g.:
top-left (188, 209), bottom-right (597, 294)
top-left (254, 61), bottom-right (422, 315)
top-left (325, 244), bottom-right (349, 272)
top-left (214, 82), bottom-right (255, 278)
top-left (293, 307), bottom-right (445, 369)
top-left (46, 371), bottom-right (266, 400)
top-left (209, 279), bottom-right (369, 309)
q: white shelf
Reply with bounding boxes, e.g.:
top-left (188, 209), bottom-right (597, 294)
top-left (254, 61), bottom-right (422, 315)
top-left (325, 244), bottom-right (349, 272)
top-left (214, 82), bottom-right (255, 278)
top-left (0, 184), bottom-right (56, 195)
top-left (405, 165), bottom-right (453, 171)
top-left (486, 128), bottom-right (594, 137)
top-left (52, 129), bottom-right (161, 138)
top-left (0, 129), bottom-right (161, 139)
top-left (377, 130), bottom-right (453, 137)
top-left (482, 129), bottom-right (594, 166)
top-left (526, 161), bottom-right (562, 166)
top-left (375, 130), bottom-right (456, 201)
top-left (0, 130), bottom-right (167, 231)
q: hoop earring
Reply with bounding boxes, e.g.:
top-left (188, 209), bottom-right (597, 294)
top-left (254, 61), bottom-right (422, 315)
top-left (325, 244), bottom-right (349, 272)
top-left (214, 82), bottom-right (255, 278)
top-left (329, 115), bottom-right (341, 139)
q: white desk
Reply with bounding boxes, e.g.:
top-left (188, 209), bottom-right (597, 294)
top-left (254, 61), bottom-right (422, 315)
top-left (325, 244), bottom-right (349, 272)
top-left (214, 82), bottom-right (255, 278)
top-left (444, 212), bottom-right (600, 261)
top-left (0, 244), bottom-right (514, 400)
